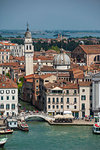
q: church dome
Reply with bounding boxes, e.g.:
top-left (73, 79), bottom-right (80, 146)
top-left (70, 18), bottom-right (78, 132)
top-left (53, 50), bottom-right (70, 66)
top-left (53, 48), bottom-right (70, 70)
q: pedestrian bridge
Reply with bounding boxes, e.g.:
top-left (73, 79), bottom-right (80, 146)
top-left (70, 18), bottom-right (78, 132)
top-left (19, 112), bottom-right (55, 122)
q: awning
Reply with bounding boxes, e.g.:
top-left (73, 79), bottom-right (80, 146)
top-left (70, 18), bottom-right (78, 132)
top-left (63, 111), bottom-right (72, 114)
top-left (63, 114), bottom-right (74, 119)
top-left (54, 115), bottom-right (64, 119)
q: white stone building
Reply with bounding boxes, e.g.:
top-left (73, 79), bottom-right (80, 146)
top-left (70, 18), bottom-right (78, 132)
top-left (0, 76), bottom-right (18, 116)
top-left (45, 82), bottom-right (92, 118)
top-left (0, 41), bottom-right (24, 57)
top-left (0, 49), bottom-right (10, 63)
top-left (92, 72), bottom-right (100, 114)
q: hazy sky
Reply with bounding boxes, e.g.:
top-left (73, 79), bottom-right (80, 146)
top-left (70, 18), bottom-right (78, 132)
top-left (0, 0), bottom-right (100, 30)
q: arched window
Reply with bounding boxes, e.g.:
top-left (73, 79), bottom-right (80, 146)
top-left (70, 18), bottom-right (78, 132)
top-left (30, 45), bottom-right (31, 50)
top-left (0, 104), bottom-right (4, 109)
top-left (6, 104), bottom-right (10, 110)
top-left (26, 45), bottom-right (28, 50)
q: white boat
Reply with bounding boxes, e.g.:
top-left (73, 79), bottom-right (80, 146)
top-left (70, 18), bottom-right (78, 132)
top-left (93, 112), bottom-right (100, 134)
top-left (0, 138), bottom-right (8, 147)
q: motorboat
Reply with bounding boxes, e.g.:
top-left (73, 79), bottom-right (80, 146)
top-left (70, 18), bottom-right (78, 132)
top-left (18, 122), bottom-right (29, 131)
top-left (93, 113), bottom-right (100, 134)
top-left (0, 128), bottom-right (13, 134)
top-left (0, 138), bottom-right (8, 147)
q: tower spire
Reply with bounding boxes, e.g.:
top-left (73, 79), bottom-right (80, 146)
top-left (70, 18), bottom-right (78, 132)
top-left (27, 22), bottom-right (29, 31)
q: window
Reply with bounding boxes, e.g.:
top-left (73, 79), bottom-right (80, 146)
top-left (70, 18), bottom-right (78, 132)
top-left (52, 98), bottom-right (55, 103)
top-left (12, 90), bottom-right (15, 94)
top-left (81, 95), bottom-right (86, 100)
top-left (61, 105), bottom-right (63, 109)
top-left (7, 112), bottom-right (9, 116)
top-left (48, 98), bottom-right (50, 103)
top-left (36, 91), bottom-right (38, 95)
top-left (56, 105), bottom-right (59, 109)
top-left (90, 96), bottom-right (92, 101)
top-left (74, 90), bottom-right (77, 94)
top-left (56, 98), bottom-right (59, 103)
top-left (36, 86), bottom-right (38, 90)
top-left (74, 98), bottom-right (77, 103)
top-left (6, 104), bottom-right (10, 110)
top-left (12, 96), bottom-right (15, 100)
top-left (67, 105), bottom-right (69, 109)
top-left (26, 45), bottom-right (28, 50)
top-left (0, 90), bottom-right (4, 94)
top-left (82, 89), bottom-right (85, 92)
top-left (1, 96), bottom-right (3, 100)
top-left (36, 80), bottom-right (38, 83)
top-left (66, 90), bottom-right (69, 94)
top-left (6, 90), bottom-right (10, 94)
top-left (0, 104), bottom-right (4, 109)
top-left (82, 103), bottom-right (85, 110)
top-left (7, 96), bottom-right (9, 100)
top-left (48, 105), bottom-right (50, 109)
top-left (74, 105), bottom-right (77, 109)
top-left (61, 98), bottom-right (63, 103)
top-left (53, 105), bottom-right (55, 109)
top-left (67, 98), bottom-right (69, 103)
top-left (12, 104), bottom-right (15, 110)
top-left (30, 45), bottom-right (31, 50)
top-left (6, 56), bottom-right (8, 60)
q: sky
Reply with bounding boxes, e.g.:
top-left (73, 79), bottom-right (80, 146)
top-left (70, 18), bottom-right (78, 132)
top-left (0, 0), bottom-right (100, 30)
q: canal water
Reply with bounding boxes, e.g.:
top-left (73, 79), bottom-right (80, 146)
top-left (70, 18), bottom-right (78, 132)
top-left (0, 121), bottom-right (100, 150)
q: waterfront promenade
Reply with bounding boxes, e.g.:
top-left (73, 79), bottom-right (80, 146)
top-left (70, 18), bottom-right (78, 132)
top-left (18, 111), bottom-right (94, 126)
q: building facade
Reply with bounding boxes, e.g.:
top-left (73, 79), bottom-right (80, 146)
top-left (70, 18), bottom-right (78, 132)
top-left (45, 82), bottom-right (92, 118)
top-left (0, 76), bottom-right (18, 116)
top-left (92, 72), bottom-right (100, 114)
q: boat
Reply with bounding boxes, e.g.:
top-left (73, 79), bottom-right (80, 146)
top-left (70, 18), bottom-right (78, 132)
top-left (0, 129), bottom-right (13, 134)
top-left (0, 138), bottom-right (8, 147)
top-left (93, 112), bottom-right (100, 134)
top-left (18, 122), bottom-right (29, 131)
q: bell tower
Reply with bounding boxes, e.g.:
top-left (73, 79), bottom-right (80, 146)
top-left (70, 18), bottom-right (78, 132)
top-left (24, 24), bottom-right (34, 76)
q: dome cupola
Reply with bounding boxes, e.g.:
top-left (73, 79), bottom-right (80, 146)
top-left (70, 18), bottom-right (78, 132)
top-left (53, 48), bottom-right (70, 70)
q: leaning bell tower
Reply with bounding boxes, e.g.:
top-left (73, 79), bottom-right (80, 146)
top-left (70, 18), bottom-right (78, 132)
top-left (24, 24), bottom-right (34, 76)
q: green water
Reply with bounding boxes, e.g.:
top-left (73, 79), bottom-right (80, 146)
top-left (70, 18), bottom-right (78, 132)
top-left (0, 121), bottom-right (100, 150)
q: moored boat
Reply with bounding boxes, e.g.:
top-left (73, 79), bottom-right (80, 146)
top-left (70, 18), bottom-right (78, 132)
top-left (93, 113), bottom-right (100, 134)
top-left (18, 122), bottom-right (29, 131)
top-left (0, 138), bottom-right (8, 147)
top-left (0, 129), bottom-right (13, 134)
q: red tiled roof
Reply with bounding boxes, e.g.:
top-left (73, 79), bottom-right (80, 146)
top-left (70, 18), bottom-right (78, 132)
top-left (79, 45), bottom-right (100, 54)
top-left (0, 76), bottom-right (18, 88)
top-left (0, 62), bottom-right (19, 67)
top-left (79, 82), bottom-right (92, 87)
top-left (0, 42), bottom-right (16, 46)
top-left (0, 49), bottom-right (10, 52)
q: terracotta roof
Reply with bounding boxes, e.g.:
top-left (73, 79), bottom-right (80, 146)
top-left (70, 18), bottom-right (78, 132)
top-left (0, 62), bottom-right (19, 67)
top-left (0, 49), bottom-right (10, 52)
top-left (40, 74), bottom-right (56, 79)
top-left (0, 76), bottom-right (18, 88)
top-left (33, 56), bottom-right (54, 61)
top-left (0, 42), bottom-right (16, 46)
top-left (79, 45), bottom-right (100, 54)
top-left (63, 83), bottom-right (78, 89)
top-left (58, 73), bottom-right (70, 77)
top-left (79, 82), bottom-right (92, 87)
top-left (24, 74), bottom-right (40, 79)
top-left (41, 66), bottom-right (56, 72)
